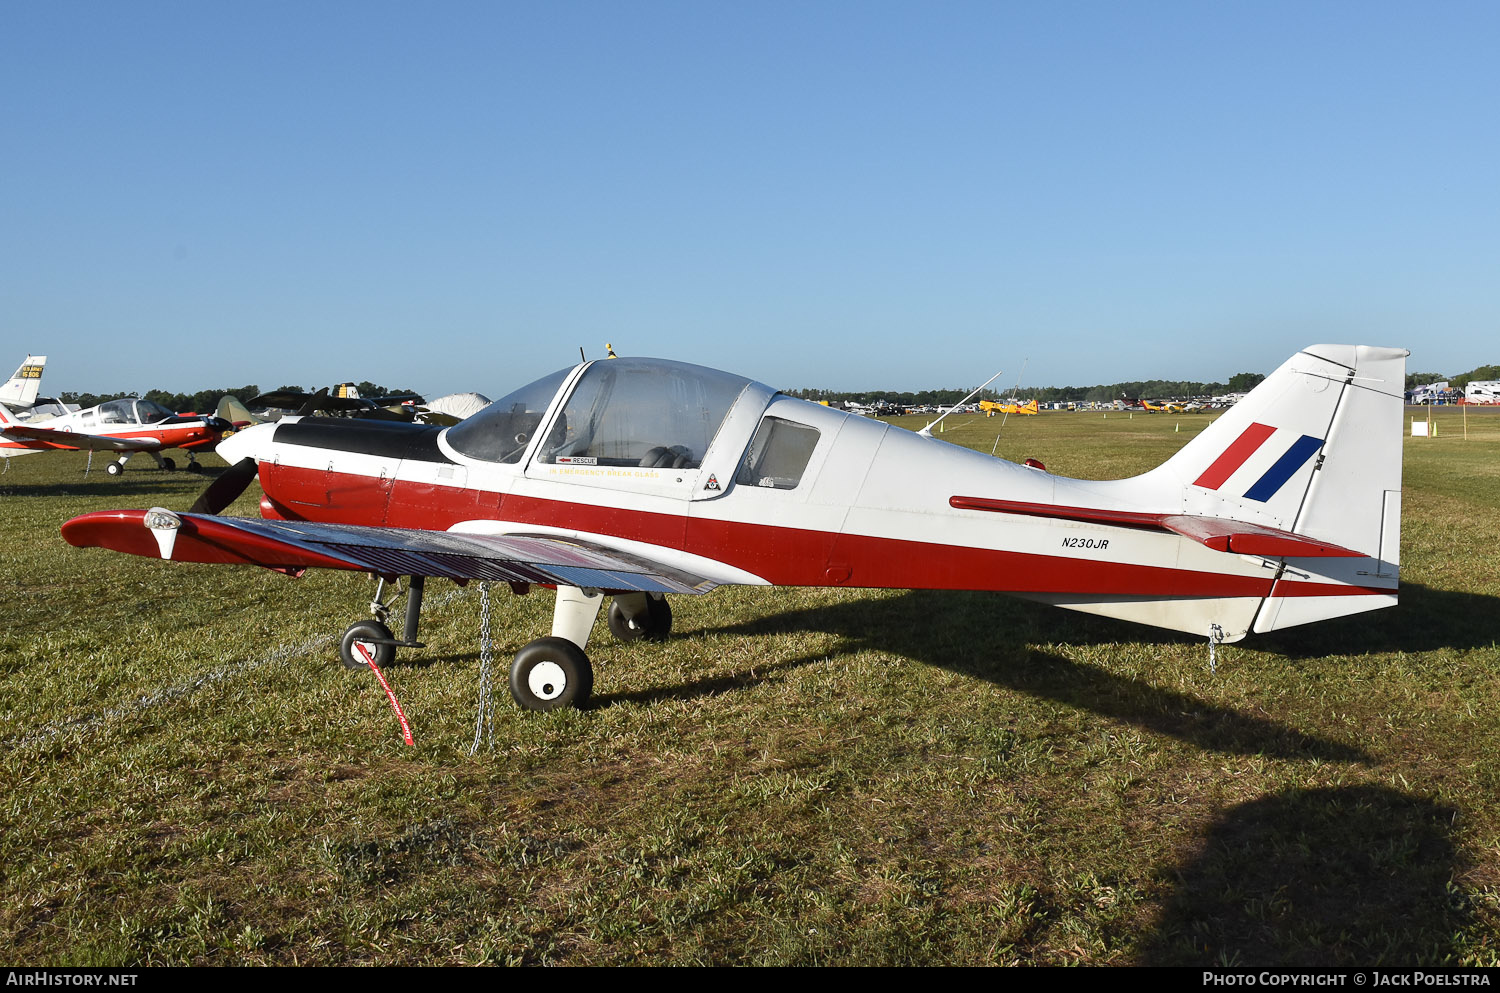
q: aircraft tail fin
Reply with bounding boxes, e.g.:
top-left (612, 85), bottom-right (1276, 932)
top-left (216, 394), bottom-right (262, 426)
top-left (1142, 344), bottom-right (1407, 633)
top-left (0, 355), bottom-right (46, 408)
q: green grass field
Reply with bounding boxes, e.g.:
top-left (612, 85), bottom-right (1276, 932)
top-left (2, 407), bottom-right (1497, 966)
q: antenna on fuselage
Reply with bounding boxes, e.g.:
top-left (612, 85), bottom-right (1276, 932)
top-left (990, 357), bottom-right (1029, 455)
top-left (579, 346), bottom-right (586, 362)
top-left (918, 368), bottom-right (1004, 439)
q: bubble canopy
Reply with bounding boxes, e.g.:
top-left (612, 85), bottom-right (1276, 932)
top-left (446, 358), bottom-right (757, 468)
top-left (97, 397), bottom-right (178, 425)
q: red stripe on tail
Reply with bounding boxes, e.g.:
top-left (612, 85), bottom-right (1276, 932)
top-left (1193, 422), bottom-right (1276, 490)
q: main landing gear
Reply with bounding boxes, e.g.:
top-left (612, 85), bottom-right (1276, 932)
top-left (103, 453), bottom-right (202, 476)
top-left (505, 589), bottom-right (673, 711)
top-left (339, 576), bottom-right (673, 713)
top-left (607, 592), bottom-right (673, 642)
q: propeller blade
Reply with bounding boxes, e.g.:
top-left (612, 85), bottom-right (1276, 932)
top-left (187, 457), bottom-right (260, 515)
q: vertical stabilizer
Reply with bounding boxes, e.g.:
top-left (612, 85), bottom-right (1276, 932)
top-left (1140, 344), bottom-right (1407, 633)
top-left (0, 355), bottom-right (46, 408)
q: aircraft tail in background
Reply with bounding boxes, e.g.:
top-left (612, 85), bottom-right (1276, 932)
top-left (0, 355), bottom-right (47, 408)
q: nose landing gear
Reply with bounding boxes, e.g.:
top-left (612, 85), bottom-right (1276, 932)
top-left (339, 576), bottom-right (429, 670)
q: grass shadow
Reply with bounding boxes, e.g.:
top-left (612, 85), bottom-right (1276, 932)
top-left (1140, 785), bottom-right (1466, 965)
top-left (0, 467), bottom-right (231, 501)
top-left (590, 653), bottom-right (826, 710)
top-left (699, 589), bottom-right (1370, 762)
top-left (1250, 582), bottom-right (1500, 657)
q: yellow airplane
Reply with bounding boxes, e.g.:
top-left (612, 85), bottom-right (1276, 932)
top-left (980, 398), bottom-right (1039, 416)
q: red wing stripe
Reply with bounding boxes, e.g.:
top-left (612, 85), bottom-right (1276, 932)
top-left (1193, 422), bottom-right (1276, 490)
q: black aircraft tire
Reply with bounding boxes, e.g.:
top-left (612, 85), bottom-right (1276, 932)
top-left (340, 620), bottom-right (396, 671)
top-left (161, 457), bottom-right (176, 472)
top-left (509, 637), bottom-right (593, 711)
top-left (607, 597), bottom-right (673, 642)
top-left (106, 462), bottom-right (123, 476)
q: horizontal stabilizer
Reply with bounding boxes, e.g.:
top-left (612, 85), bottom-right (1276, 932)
top-left (949, 496), bottom-right (1363, 558)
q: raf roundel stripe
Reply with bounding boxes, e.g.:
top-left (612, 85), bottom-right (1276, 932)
top-left (1243, 434), bottom-right (1323, 503)
top-left (1193, 422), bottom-right (1276, 490)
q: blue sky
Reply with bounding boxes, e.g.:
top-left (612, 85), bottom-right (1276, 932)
top-left (3, 1), bottom-right (1496, 397)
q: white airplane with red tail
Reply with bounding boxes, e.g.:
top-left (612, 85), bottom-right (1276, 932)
top-left (2, 396), bottom-right (232, 474)
top-left (62, 344), bottom-right (1405, 714)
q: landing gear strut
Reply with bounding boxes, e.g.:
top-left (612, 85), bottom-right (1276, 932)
top-left (338, 576), bottom-right (430, 746)
top-left (342, 577), bottom-right (673, 725)
top-left (340, 575), bottom-right (428, 670)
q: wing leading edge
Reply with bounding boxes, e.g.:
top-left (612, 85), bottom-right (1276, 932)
top-left (61, 510), bottom-right (716, 594)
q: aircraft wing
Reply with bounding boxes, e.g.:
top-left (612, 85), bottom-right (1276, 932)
top-left (0, 425), bottom-right (161, 452)
top-left (949, 496), bottom-right (1364, 558)
top-left (61, 510), bottom-right (717, 593)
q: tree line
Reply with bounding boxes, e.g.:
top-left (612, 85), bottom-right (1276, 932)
top-left (54, 363), bottom-right (1498, 415)
top-left (1406, 364), bottom-right (1500, 391)
top-left (786, 371), bottom-right (1268, 406)
top-left (56, 382), bottom-right (419, 413)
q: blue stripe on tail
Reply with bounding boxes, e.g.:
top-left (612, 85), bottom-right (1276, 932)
top-left (1244, 435), bottom-right (1323, 503)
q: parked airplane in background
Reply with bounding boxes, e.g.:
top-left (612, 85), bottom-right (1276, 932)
top-left (0, 397), bottom-right (232, 474)
top-left (0, 355), bottom-right (47, 411)
top-left (0, 355), bottom-right (73, 420)
top-left (980, 398), bottom-right (1039, 416)
top-left (220, 388), bottom-right (481, 430)
top-left (63, 345), bottom-right (1405, 719)
top-left (247, 384), bottom-right (425, 422)
top-left (216, 394), bottom-right (267, 430)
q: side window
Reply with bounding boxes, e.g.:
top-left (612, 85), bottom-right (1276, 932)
top-left (736, 417), bottom-right (819, 490)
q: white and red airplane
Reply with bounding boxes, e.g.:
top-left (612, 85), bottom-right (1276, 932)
top-left (61, 344), bottom-right (1405, 712)
top-left (1, 396), bottom-right (232, 474)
